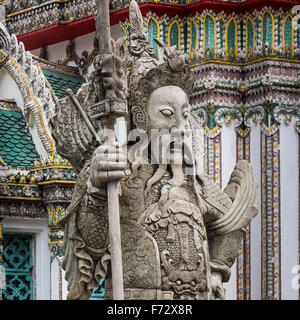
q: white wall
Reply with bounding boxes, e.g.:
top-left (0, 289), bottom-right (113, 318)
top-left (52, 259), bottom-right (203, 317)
top-left (250, 125), bottom-right (262, 300)
top-left (221, 125), bottom-right (237, 300)
top-left (280, 121), bottom-right (299, 300)
top-left (50, 258), bottom-right (65, 300)
top-left (3, 217), bottom-right (51, 300)
top-left (0, 69), bottom-right (23, 105)
top-left (219, 125), bottom-right (263, 300)
top-left (0, 69), bottom-right (47, 157)
top-left (31, 23), bottom-right (123, 75)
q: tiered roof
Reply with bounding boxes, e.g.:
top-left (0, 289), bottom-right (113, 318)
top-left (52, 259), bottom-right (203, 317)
top-left (0, 100), bottom-right (39, 168)
top-left (33, 56), bottom-right (86, 100)
top-left (42, 69), bottom-right (84, 99)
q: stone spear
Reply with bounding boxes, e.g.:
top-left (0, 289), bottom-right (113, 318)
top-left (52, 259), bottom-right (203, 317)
top-left (92, 0), bottom-right (126, 300)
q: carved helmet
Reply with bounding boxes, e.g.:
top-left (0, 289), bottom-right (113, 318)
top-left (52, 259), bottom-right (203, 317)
top-left (127, 0), bottom-right (194, 131)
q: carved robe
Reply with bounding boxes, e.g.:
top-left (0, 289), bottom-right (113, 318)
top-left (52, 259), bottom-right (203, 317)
top-left (60, 158), bottom-right (257, 300)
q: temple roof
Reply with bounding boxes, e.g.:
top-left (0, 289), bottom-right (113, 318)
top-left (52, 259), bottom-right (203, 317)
top-left (3, 0), bottom-right (299, 51)
top-left (41, 69), bottom-right (85, 99)
top-left (0, 100), bottom-right (39, 168)
top-left (32, 56), bottom-right (85, 99)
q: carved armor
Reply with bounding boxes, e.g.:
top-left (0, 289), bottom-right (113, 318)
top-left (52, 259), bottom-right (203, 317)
top-left (57, 159), bottom-right (257, 300)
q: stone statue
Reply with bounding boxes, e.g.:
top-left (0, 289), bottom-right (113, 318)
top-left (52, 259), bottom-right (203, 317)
top-left (49, 0), bottom-right (258, 300)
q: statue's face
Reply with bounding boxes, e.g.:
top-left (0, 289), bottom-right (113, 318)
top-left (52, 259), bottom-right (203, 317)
top-left (128, 34), bottom-right (146, 57)
top-left (148, 86), bottom-right (190, 132)
top-left (147, 86), bottom-right (192, 164)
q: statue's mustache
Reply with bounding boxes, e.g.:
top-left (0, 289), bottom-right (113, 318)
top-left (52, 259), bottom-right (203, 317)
top-left (126, 128), bottom-right (197, 168)
top-left (148, 138), bottom-right (194, 166)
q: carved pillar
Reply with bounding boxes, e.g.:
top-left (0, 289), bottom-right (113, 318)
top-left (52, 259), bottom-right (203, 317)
top-left (32, 155), bottom-right (76, 300)
top-left (274, 14), bottom-right (280, 55)
top-left (45, 199), bottom-right (70, 300)
top-left (255, 14), bottom-right (262, 56)
top-left (204, 133), bottom-right (222, 187)
top-left (261, 130), bottom-right (281, 300)
top-left (237, 17), bottom-right (243, 59)
top-left (198, 16), bottom-right (204, 60)
top-left (236, 132), bottom-right (251, 300)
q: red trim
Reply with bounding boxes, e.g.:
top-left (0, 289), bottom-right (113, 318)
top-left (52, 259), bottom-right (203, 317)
top-left (18, 0), bottom-right (298, 51)
top-left (183, 0), bottom-right (299, 15)
top-left (18, 17), bottom-right (96, 51)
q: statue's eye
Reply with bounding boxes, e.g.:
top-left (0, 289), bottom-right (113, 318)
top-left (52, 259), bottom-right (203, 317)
top-left (160, 109), bottom-right (173, 117)
top-left (182, 111), bottom-right (189, 118)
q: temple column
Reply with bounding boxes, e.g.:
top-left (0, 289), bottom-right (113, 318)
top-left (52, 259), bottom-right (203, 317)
top-left (235, 131), bottom-right (251, 300)
top-left (32, 155), bottom-right (75, 300)
top-left (46, 202), bottom-right (68, 301)
top-left (261, 130), bottom-right (281, 300)
top-left (204, 132), bottom-right (222, 187)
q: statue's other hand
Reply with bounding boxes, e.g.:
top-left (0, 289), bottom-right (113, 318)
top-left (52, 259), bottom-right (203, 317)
top-left (90, 142), bottom-right (127, 187)
top-left (211, 272), bottom-right (226, 300)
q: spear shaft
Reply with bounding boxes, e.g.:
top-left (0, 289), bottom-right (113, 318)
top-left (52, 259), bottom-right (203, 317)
top-left (95, 0), bottom-right (124, 300)
top-left (95, 0), bottom-right (112, 55)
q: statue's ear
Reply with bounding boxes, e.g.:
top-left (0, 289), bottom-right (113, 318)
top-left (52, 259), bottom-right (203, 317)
top-left (156, 46), bottom-right (165, 63)
top-left (115, 36), bottom-right (126, 56)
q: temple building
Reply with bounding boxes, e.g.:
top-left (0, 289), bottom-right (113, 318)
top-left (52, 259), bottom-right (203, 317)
top-left (0, 0), bottom-right (300, 300)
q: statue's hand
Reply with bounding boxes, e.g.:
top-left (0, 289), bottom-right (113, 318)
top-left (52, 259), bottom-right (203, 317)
top-left (90, 142), bottom-right (126, 187)
top-left (211, 271), bottom-right (225, 300)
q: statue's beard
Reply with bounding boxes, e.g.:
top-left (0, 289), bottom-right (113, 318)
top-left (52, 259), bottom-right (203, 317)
top-left (128, 134), bottom-right (196, 194)
top-left (149, 138), bottom-right (194, 167)
top-left (169, 141), bottom-right (194, 166)
top-left (142, 140), bottom-right (195, 191)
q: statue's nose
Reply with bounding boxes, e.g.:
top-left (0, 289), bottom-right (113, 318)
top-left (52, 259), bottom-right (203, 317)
top-left (130, 40), bottom-right (138, 46)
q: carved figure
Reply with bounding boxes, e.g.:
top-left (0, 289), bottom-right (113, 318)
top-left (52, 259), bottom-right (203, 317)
top-left (50, 0), bottom-right (258, 300)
